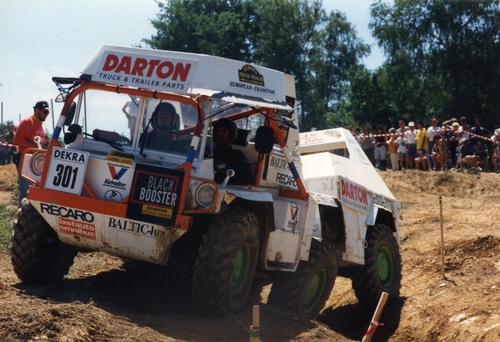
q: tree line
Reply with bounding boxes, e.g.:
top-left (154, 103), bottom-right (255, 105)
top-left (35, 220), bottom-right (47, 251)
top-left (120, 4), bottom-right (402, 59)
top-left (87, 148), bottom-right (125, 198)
top-left (141, 0), bottom-right (500, 131)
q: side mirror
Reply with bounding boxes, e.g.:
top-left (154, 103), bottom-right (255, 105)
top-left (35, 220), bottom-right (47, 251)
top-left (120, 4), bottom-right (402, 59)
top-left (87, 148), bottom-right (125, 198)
top-left (254, 126), bottom-right (275, 154)
top-left (64, 124), bottom-right (82, 144)
top-left (64, 102), bottom-right (77, 126)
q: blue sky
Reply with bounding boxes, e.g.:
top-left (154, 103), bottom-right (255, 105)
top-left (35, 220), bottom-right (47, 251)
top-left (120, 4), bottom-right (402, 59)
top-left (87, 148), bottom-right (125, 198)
top-left (0, 0), bottom-right (385, 130)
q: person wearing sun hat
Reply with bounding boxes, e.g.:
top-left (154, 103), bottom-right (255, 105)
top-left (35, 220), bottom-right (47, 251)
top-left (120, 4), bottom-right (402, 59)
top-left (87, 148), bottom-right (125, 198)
top-left (13, 100), bottom-right (51, 207)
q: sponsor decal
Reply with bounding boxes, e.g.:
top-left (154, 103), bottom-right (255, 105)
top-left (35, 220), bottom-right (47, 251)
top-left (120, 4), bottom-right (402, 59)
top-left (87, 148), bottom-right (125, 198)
top-left (300, 130), bottom-right (341, 146)
top-left (229, 64), bottom-right (277, 95)
top-left (312, 193), bottom-right (338, 207)
top-left (300, 131), bottom-right (327, 145)
top-left (95, 51), bottom-right (197, 92)
top-left (106, 154), bottom-right (134, 164)
top-left (274, 110), bottom-right (293, 145)
top-left (340, 178), bottom-right (369, 213)
top-left (58, 217), bottom-right (96, 240)
top-left (45, 147), bottom-right (89, 195)
top-left (40, 203), bottom-right (95, 222)
top-left (108, 165), bottom-right (128, 179)
top-left (287, 203), bottom-right (299, 230)
top-left (127, 164), bottom-right (184, 225)
top-left (238, 65), bottom-right (265, 86)
top-left (102, 53), bottom-right (192, 80)
top-left (53, 149), bottom-right (87, 162)
top-left (103, 164), bottom-right (130, 190)
top-left (265, 155), bottom-right (297, 188)
top-left (229, 81), bottom-right (276, 95)
top-left (104, 189), bottom-right (123, 202)
top-left (107, 217), bottom-right (158, 238)
top-left (325, 130), bottom-right (342, 139)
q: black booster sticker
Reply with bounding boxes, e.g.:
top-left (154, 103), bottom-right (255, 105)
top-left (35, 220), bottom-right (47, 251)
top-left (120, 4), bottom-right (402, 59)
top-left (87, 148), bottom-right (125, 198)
top-left (126, 163), bottom-right (184, 225)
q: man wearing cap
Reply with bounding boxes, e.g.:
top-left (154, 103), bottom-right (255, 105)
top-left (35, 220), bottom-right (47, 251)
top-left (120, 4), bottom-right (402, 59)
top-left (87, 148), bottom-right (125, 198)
top-left (13, 101), bottom-right (51, 207)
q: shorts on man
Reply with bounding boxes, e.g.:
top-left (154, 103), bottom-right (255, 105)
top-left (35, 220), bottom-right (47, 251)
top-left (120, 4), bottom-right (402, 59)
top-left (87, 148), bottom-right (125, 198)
top-left (407, 144), bottom-right (417, 158)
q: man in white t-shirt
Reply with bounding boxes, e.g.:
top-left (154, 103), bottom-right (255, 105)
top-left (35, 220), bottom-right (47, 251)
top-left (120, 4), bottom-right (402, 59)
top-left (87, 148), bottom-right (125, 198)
top-left (122, 95), bottom-right (140, 140)
top-left (458, 116), bottom-right (471, 140)
top-left (405, 121), bottom-right (417, 169)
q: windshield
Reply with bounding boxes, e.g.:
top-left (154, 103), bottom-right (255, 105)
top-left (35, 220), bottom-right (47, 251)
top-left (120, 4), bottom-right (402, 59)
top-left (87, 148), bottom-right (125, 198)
top-left (68, 90), bottom-right (198, 154)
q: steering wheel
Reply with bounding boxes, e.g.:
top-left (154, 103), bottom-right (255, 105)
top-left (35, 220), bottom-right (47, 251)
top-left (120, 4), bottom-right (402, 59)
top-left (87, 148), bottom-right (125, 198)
top-left (172, 139), bottom-right (191, 154)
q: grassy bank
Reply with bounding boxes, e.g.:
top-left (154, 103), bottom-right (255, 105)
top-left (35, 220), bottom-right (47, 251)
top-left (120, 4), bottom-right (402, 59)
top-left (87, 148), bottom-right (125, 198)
top-left (0, 203), bottom-right (16, 251)
top-left (0, 164), bottom-right (18, 251)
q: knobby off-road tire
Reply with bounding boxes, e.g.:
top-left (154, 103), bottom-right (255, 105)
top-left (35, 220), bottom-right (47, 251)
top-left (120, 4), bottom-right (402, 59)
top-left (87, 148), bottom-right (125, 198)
top-left (191, 208), bottom-right (259, 315)
top-left (351, 224), bottom-right (402, 308)
top-left (267, 239), bottom-right (337, 319)
top-left (11, 201), bottom-right (77, 283)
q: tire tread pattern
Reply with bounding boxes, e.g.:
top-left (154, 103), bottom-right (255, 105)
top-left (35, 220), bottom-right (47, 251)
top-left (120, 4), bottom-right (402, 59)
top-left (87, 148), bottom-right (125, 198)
top-left (11, 202), bottom-right (76, 283)
top-left (267, 239), bottom-right (337, 319)
top-left (351, 224), bottom-right (402, 308)
top-left (191, 208), bottom-right (259, 314)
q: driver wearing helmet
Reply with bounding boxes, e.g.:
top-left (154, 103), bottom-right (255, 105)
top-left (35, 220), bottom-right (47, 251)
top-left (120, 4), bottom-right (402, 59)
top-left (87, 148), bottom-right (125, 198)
top-left (145, 102), bottom-right (178, 150)
top-left (212, 118), bottom-right (253, 185)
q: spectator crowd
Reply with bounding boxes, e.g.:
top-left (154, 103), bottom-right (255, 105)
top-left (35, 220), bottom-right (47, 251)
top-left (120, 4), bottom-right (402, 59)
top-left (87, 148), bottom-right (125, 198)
top-left (352, 117), bottom-right (500, 174)
top-left (0, 124), bottom-right (16, 165)
top-left (2, 116), bottom-right (500, 176)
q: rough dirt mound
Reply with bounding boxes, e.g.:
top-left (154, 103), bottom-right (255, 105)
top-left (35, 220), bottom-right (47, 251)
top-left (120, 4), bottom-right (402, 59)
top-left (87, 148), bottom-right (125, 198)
top-left (1, 165), bottom-right (499, 341)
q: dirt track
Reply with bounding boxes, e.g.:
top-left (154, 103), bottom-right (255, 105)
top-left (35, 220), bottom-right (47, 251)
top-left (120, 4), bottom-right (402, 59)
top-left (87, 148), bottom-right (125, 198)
top-left (1, 163), bottom-right (499, 341)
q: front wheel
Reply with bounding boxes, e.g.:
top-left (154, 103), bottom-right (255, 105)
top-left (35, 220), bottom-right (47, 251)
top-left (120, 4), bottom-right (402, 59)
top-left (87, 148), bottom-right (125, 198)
top-left (351, 224), bottom-right (402, 307)
top-left (191, 208), bottom-right (259, 314)
top-left (268, 239), bottom-right (337, 319)
top-left (11, 201), bottom-right (77, 283)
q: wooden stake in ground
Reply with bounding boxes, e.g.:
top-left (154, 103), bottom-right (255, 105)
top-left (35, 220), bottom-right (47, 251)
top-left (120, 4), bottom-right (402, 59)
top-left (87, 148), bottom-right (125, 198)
top-left (362, 292), bottom-right (389, 342)
top-left (439, 195), bottom-right (446, 279)
top-left (249, 305), bottom-right (260, 342)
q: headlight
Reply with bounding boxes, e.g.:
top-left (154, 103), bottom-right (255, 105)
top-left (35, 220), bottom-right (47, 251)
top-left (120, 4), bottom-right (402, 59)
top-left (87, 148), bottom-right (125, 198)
top-left (30, 152), bottom-right (46, 176)
top-left (195, 183), bottom-right (216, 208)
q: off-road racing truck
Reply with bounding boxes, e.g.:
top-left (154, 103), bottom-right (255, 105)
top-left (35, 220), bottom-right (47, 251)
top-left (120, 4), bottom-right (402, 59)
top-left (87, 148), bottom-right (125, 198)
top-left (11, 45), bottom-right (401, 318)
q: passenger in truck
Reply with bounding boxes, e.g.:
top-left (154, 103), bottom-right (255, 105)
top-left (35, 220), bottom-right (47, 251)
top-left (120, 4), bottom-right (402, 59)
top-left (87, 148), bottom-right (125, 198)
top-left (212, 118), bottom-right (252, 185)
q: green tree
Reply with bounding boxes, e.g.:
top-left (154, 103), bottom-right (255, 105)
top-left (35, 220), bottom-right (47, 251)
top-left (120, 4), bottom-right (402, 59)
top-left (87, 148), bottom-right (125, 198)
top-left (143, 0), bottom-right (370, 131)
top-left (145, 0), bottom-right (253, 61)
top-left (341, 66), bottom-right (395, 129)
top-left (370, 0), bottom-right (500, 127)
top-left (300, 10), bottom-right (370, 130)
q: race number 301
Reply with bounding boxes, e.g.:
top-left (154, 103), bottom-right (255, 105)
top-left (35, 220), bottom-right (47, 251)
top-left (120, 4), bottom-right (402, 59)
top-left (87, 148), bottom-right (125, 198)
top-left (45, 147), bottom-right (89, 195)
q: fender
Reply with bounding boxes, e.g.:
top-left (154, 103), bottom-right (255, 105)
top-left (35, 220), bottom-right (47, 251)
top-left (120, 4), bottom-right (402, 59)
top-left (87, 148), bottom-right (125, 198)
top-left (225, 187), bottom-right (274, 202)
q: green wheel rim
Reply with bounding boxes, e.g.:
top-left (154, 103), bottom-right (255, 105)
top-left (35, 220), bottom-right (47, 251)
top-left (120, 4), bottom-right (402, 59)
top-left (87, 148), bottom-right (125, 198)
top-left (303, 269), bottom-right (327, 315)
top-left (231, 244), bottom-right (249, 292)
top-left (377, 245), bottom-right (394, 286)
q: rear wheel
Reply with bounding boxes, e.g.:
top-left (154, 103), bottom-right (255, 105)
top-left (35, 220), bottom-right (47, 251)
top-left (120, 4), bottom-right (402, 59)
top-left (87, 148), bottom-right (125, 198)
top-left (11, 201), bottom-right (77, 283)
top-left (191, 208), bottom-right (259, 314)
top-left (268, 239), bottom-right (337, 319)
top-left (351, 224), bottom-right (402, 307)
